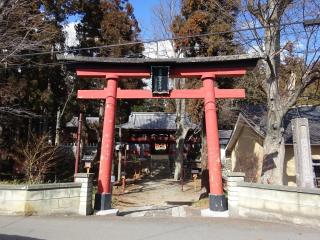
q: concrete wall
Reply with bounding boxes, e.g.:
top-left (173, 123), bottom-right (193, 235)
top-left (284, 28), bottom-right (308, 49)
top-left (0, 174), bottom-right (94, 216)
top-left (228, 173), bottom-right (320, 227)
top-left (0, 183), bottom-right (81, 215)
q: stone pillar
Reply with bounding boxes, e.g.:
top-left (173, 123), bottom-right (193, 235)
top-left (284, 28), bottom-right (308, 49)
top-left (75, 173), bottom-right (94, 216)
top-left (202, 73), bottom-right (227, 212)
top-left (227, 172), bottom-right (245, 216)
top-left (292, 118), bottom-right (316, 188)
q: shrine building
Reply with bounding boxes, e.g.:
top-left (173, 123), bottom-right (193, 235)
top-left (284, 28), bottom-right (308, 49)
top-left (117, 111), bottom-right (232, 178)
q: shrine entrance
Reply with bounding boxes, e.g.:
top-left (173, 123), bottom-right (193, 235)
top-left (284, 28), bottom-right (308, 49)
top-left (58, 54), bottom-right (260, 213)
top-left (116, 112), bottom-right (199, 181)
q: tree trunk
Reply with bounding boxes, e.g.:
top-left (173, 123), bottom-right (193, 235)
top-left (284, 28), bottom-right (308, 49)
top-left (261, 132), bottom-right (286, 185)
top-left (174, 78), bottom-right (189, 180)
top-left (201, 117), bottom-right (208, 170)
top-left (261, 104), bottom-right (286, 185)
top-left (174, 122), bottom-right (189, 180)
top-left (200, 116), bottom-right (209, 198)
top-left (54, 108), bottom-right (61, 145)
top-left (260, 0), bottom-right (286, 185)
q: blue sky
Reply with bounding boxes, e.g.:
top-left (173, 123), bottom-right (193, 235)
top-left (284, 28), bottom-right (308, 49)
top-left (130, 0), bottom-right (160, 39)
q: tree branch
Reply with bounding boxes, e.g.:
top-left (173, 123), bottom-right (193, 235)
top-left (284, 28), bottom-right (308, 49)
top-left (286, 68), bottom-right (320, 108)
top-left (248, 0), bottom-right (267, 26)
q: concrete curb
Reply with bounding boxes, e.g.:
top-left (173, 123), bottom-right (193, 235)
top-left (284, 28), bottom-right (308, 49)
top-left (201, 209), bottom-right (229, 218)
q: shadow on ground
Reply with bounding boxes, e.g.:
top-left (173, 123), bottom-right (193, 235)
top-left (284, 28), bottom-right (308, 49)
top-left (0, 234), bottom-right (44, 240)
top-left (113, 178), bottom-right (190, 196)
top-left (118, 206), bottom-right (176, 216)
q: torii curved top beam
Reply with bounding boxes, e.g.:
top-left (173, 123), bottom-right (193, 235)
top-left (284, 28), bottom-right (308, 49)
top-left (57, 54), bottom-right (262, 79)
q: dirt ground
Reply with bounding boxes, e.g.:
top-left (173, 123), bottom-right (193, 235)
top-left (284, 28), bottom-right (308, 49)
top-left (112, 178), bottom-right (206, 210)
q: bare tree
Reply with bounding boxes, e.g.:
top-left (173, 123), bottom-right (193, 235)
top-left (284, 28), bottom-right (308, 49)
top-left (0, 0), bottom-right (59, 64)
top-left (152, 0), bottom-right (190, 180)
top-left (238, 0), bottom-right (320, 184)
top-left (152, 0), bottom-right (180, 58)
top-left (54, 74), bottom-right (75, 145)
top-left (18, 134), bottom-right (62, 184)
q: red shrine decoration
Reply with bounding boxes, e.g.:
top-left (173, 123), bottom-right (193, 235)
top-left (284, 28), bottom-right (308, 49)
top-left (58, 54), bottom-right (260, 212)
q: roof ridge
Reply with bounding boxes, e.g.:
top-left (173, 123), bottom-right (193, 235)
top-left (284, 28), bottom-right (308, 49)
top-left (131, 112), bottom-right (175, 114)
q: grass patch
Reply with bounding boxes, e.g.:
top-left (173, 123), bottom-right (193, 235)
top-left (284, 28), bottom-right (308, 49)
top-left (0, 179), bottom-right (24, 185)
top-left (192, 198), bottom-right (209, 208)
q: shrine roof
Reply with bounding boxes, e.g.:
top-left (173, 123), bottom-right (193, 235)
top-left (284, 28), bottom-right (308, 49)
top-left (57, 54), bottom-right (262, 69)
top-left (66, 116), bottom-right (99, 128)
top-left (226, 105), bottom-right (320, 151)
top-left (219, 130), bottom-right (233, 144)
top-left (243, 105), bottom-right (320, 145)
top-left (118, 111), bottom-right (232, 142)
top-left (118, 112), bottom-right (196, 131)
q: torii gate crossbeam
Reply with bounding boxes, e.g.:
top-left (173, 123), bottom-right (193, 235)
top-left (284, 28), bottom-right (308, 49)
top-left (57, 54), bottom-right (261, 213)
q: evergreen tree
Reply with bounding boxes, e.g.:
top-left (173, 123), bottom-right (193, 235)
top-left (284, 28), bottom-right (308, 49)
top-left (0, 0), bottom-right (76, 128)
top-left (75, 0), bottom-right (145, 125)
top-left (172, 0), bottom-right (241, 126)
top-left (76, 0), bottom-right (143, 58)
top-left (172, 0), bottom-right (239, 57)
top-left (0, 1), bottom-right (77, 180)
top-left (171, 0), bottom-right (240, 181)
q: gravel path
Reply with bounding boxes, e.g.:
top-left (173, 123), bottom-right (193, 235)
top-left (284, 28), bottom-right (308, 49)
top-left (113, 178), bottom-right (202, 210)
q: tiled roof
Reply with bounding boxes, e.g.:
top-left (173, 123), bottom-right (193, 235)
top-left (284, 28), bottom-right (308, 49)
top-left (57, 54), bottom-right (262, 68)
top-left (240, 105), bottom-right (320, 144)
top-left (66, 116), bottom-right (99, 128)
top-left (219, 130), bottom-right (233, 144)
top-left (119, 112), bottom-right (197, 130)
top-left (66, 112), bottom-right (233, 143)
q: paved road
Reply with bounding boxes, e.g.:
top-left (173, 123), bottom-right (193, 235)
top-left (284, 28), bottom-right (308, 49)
top-left (0, 215), bottom-right (319, 240)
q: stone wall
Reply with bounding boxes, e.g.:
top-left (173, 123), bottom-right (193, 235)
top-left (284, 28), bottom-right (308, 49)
top-left (228, 173), bottom-right (320, 227)
top-left (0, 174), bottom-right (93, 216)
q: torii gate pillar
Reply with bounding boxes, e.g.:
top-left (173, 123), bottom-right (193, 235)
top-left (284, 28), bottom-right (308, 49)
top-left (202, 73), bottom-right (226, 211)
top-left (94, 75), bottom-right (118, 210)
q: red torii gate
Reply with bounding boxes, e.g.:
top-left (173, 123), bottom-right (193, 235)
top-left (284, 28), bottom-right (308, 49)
top-left (58, 54), bottom-right (260, 212)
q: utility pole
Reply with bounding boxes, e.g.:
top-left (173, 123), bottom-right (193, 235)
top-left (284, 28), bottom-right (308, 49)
top-left (75, 113), bottom-right (83, 178)
top-left (117, 116), bottom-right (122, 182)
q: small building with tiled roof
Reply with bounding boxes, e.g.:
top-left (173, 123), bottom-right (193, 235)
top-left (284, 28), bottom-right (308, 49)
top-left (118, 112), bottom-right (197, 132)
top-left (119, 112), bottom-right (232, 165)
top-left (118, 112), bottom-right (231, 141)
top-left (225, 105), bottom-right (320, 186)
top-left (66, 116), bottom-right (99, 128)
